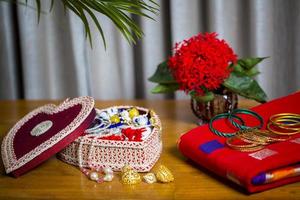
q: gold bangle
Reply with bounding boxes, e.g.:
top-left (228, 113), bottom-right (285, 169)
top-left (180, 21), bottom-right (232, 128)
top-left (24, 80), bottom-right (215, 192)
top-left (272, 123), bottom-right (300, 131)
top-left (237, 129), bottom-right (276, 144)
top-left (271, 117), bottom-right (300, 130)
top-left (232, 145), bottom-right (265, 152)
top-left (254, 129), bottom-right (290, 142)
top-left (226, 136), bottom-right (263, 149)
top-left (226, 137), bottom-right (264, 152)
top-left (267, 122), bottom-right (300, 135)
top-left (269, 113), bottom-right (300, 119)
top-left (272, 117), bottom-right (300, 126)
top-left (237, 135), bottom-right (269, 145)
top-left (229, 128), bottom-right (291, 151)
top-left (268, 113), bottom-right (300, 133)
top-left (269, 113), bottom-right (300, 127)
top-left (237, 130), bottom-right (270, 145)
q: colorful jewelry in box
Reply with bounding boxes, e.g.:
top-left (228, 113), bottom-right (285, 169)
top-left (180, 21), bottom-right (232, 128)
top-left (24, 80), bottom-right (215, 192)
top-left (58, 106), bottom-right (162, 172)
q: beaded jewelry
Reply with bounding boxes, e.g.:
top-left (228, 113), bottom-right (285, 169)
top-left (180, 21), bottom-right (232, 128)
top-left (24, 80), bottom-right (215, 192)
top-left (78, 135), bottom-right (114, 183)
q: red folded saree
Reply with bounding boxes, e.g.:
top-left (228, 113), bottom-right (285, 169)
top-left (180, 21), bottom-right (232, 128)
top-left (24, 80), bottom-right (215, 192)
top-left (178, 91), bottom-right (300, 193)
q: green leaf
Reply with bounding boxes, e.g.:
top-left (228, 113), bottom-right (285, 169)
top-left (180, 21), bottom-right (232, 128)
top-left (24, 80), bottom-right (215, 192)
top-left (74, 1), bottom-right (106, 48)
top-left (245, 67), bottom-right (260, 77)
top-left (62, 1), bottom-right (93, 47)
top-left (233, 57), bottom-right (268, 77)
top-left (233, 63), bottom-right (260, 77)
top-left (238, 57), bottom-right (268, 70)
top-left (83, 0), bottom-right (158, 45)
top-left (148, 61), bottom-right (176, 84)
top-left (151, 83), bottom-right (179, 93)
top-left (223, 72), bottom-right (267, 103)
top-left (5, 0), bottom-right (159, 48)
top-left (189, 91), bottom-right (214, 102)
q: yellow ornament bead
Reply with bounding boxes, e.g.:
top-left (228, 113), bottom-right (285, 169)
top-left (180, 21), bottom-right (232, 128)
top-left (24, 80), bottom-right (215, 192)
top-left (149, 118), bottom-right (155, 125)
top-left (110, 115), bottom-right (120, 123)
top-left (121, 165), bottom-right (132, 174)
top-left (121, 168), bottom-right (141, 185)
top-left (128, 108), bottom-right (139, 119)
top-left (143, 173), bottom-right (157, 184)
top-left (155, 165), bottom-right (174, 183)
top-left (150, 110), bottom-right (156, 118)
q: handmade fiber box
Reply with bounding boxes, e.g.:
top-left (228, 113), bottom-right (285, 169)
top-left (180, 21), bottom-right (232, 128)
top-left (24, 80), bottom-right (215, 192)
top-left (1, 97), bottom-right (162, 177)
top-left (58, 106), bottom-right (162, 172)
top-left (178, 91), bottom-right (300, 193)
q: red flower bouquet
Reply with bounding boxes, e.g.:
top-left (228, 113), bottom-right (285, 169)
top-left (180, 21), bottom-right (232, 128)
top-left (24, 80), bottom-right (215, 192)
top-left (149, 32), bottom-right (267, 103)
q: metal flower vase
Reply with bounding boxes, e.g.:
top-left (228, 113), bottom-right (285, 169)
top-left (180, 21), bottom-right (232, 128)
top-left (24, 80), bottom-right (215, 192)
top-left (191, 90), bottom-right (238, 124)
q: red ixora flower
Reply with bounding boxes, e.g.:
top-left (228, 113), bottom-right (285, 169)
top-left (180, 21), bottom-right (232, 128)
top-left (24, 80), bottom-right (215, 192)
top-left (168, 32), bottom-right (237, 96)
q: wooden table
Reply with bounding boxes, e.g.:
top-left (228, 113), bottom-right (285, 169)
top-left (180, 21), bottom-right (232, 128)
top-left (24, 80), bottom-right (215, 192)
top-left (0, 99), bottom-right (299, 200)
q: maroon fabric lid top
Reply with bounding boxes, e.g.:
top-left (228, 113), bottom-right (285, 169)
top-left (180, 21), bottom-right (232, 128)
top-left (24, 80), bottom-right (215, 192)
top-left (1, 96), bottom-right (96, 177)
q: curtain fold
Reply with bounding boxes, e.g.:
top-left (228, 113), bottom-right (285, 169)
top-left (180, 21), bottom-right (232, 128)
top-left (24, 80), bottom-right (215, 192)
top-left (0, 2), bottom-right (22, 99)
top-left (0, 0), bottom-right (299, 100)
top-left (16, 1), bottom-right (90, 99)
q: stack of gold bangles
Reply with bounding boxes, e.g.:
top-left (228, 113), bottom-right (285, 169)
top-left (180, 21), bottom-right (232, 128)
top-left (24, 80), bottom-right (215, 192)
top-left (209, 110), bottom-right (300, 152)
top-left (226, 128), bottom-right (291, 152)
top-left (267, 113), bottom-right (300, 135)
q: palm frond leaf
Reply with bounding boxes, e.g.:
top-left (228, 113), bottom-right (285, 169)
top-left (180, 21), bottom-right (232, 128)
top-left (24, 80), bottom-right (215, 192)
top-left (2, 0), bottom-right (159, 48)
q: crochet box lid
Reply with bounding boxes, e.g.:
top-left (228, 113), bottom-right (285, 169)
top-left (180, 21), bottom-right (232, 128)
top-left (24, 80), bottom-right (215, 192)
top-left (1, 96), bottom-right (96, 177)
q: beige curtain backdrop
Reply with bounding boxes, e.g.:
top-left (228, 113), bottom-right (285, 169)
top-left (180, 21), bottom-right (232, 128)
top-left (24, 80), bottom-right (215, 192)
top-left (0, 0), bottom-right (299, 100)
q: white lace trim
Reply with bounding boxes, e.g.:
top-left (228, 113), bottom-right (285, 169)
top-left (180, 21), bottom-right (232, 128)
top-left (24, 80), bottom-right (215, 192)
top-left (1, 96), bottom-right (95, 174)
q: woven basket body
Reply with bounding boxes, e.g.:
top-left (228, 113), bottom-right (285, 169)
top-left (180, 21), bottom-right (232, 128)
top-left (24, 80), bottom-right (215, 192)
top-left (58, 106), bottom-right (162, 172)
